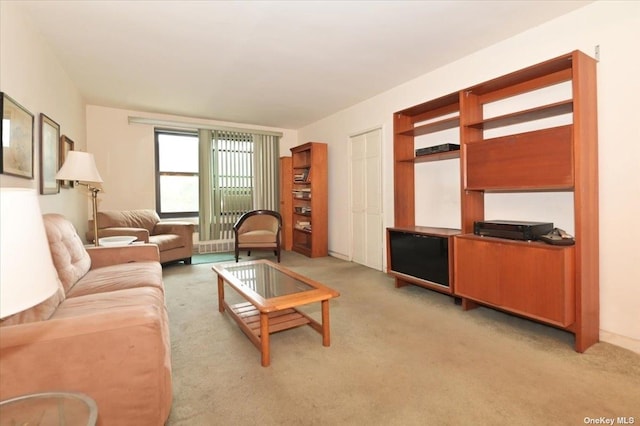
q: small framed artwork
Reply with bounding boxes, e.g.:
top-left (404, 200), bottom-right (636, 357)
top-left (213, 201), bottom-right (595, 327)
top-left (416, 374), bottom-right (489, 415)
top-left (59, 135), bottom-right (75, 188)
top-left (40, 113), bottom-right (60, 195)
top-left (1, 92), bottom-right (34, 179)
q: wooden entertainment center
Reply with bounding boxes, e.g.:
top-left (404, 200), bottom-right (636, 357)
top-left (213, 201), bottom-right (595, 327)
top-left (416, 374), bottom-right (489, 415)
top-left (388, 51), bottom-right (599, 352)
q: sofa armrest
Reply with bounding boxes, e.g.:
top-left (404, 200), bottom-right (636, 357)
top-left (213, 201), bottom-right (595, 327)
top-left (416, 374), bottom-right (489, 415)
top-left (153, 221), bottom-right (194, 238)
top-left (86, 244), bottom-right (160, 269)
top-left (0, 307), bottom-right (172, 425)
top-left (86, 227), bottom-right (150, 244)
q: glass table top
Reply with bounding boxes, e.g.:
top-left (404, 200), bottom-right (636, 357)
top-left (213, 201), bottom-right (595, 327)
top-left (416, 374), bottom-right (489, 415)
top-left (0, 391), bottom-right (98, 426)
top-left (220, 262), bottom-right (314, 299)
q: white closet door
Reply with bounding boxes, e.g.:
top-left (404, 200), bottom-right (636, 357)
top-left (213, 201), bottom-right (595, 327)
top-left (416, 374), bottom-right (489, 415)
top-left (350, 128), bottom-right (382, 270)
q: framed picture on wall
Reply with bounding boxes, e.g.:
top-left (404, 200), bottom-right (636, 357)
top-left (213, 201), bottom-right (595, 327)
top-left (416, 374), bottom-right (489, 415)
top-left (59, 135), bottom-right (75, 188)
top-left (40, 113), bottom-right (60, 195)
top-left (1, 92), bottom-right (34, 179)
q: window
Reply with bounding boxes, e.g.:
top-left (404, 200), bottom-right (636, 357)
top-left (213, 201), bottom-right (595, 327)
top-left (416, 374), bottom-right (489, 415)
top-left (154, 125), bottom-right (279, 240)
top-left (155, 130), bottom-right (199, 218)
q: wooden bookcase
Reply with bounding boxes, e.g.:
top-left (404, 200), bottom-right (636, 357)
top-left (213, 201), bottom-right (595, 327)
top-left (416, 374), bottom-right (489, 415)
top-left (290, 142), bottom-right (328, 257)
top-left (391, 51), bottom-right (599, 352)
top-left (279, 156), bottom-right (293, 251)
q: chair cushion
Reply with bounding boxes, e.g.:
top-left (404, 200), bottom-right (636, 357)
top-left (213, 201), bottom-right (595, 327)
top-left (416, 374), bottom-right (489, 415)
top-left (149, 234), bottom-right (185, 252)
top-left (238, 215), bottom-right (278, 233)
top-left (237, 230), bottom-right (277, 244)
top-left (97, 210), bottom-right (160, 233)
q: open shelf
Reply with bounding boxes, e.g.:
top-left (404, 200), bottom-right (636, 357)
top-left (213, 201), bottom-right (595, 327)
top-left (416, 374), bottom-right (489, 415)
top-left (398, 116), bottom-right (460, 137)
top-left (466, 100), bottom-right (573, 130)
top-left (399, 150), bottom-right (460, 163)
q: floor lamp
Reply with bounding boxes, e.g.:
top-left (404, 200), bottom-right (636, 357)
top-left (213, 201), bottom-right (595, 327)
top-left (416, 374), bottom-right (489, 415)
top-left (55, 151), bottom-right (104, 246)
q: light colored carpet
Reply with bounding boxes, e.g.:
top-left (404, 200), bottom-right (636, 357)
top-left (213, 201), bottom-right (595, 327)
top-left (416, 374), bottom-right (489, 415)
top-left (163, 251), bottom-right (640, 425)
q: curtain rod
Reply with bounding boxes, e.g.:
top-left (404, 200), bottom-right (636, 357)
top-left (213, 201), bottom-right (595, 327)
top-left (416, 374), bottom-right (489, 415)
top-left (128, 116), bottom-right (283, 137)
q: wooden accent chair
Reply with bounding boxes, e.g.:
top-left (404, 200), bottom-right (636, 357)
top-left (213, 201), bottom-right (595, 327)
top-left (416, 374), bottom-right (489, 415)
top-left (233, 210), bottom-right (282, 262)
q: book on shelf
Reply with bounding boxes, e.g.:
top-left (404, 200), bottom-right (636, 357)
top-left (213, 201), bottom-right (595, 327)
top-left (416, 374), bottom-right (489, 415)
top-left (295, 222), bottom-right (312, 231)
top-left (293, 168), bottom-right (310, 183)
top-left (292, 191), bottom-right (311, 199)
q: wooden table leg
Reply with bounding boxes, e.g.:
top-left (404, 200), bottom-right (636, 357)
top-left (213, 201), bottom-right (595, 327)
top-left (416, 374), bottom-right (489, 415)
top-left (217, 276), bottom-right (225, 313)
top-left (321, 300), bottom-right (331, 347)
top-left (260, 312), bottom-right (270, 367)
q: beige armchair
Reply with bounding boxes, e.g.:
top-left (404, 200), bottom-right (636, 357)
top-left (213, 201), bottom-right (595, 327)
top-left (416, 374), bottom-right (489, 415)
top-left (233, 210), bottom-right (282, 262)
top-left (87, 209), bottom-right (194, 264)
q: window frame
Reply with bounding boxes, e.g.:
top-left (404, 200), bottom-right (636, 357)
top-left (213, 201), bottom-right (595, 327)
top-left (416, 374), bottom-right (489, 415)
top-left (154, 128), bottom-right (199, 219)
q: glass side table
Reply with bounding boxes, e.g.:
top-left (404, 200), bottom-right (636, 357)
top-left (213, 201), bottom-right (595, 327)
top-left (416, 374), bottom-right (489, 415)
top-left (0, 392), bottom-right (98, 426)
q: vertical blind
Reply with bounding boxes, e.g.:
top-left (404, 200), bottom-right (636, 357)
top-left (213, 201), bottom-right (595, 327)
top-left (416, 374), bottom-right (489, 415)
top-left (199, 129), bottom-right (279, 241)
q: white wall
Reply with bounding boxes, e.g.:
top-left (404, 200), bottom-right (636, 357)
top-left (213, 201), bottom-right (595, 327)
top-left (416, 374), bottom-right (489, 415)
top-left (0, 1), bottom-right (88, 230)
top-left (298, 1), bottom-right (640, 350)
top-left (86, 105), bottom-right (298, 213)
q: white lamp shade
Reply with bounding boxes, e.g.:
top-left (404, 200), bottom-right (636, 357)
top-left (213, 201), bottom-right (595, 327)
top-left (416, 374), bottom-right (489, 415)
top-left (55, 151), bottom-right (103, 183)
top-left (0, 188), bottom-right (60, 318)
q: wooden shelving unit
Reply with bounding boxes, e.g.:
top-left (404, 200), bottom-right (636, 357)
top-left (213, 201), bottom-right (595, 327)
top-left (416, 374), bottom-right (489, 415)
top-left (391, 90), bottom-right (462, 292)
top-left (390, 50), bottom-right (599, 352)
top-left (392, 92), bottom-right (461, 229)
top-left (290, 142), bottom-right (328, 257)
top-left (279, 156), bottom-right (293, 251)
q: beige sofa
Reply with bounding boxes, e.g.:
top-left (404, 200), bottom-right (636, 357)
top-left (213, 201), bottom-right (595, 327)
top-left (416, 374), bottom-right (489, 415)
top-left (0, 214), bottom-right (172, 425)
top-left (87, 209), bottom-right (194, 264)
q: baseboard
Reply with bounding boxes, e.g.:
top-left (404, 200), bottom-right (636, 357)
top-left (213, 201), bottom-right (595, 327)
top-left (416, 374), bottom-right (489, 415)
top-left (600, 330), bottom-right (640, 354)
top-left (328, 250), bottom-right (349, 261)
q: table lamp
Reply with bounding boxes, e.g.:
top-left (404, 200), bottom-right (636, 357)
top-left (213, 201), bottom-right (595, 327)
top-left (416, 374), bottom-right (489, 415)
top-left (0, 188), bottom-right (59, 319)
top-left (55, 151), bottom-right (104, 246)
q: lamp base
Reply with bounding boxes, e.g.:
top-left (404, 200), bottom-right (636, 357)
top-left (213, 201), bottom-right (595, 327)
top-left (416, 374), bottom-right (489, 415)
top-left (89, 186), bottom-right (100, 247)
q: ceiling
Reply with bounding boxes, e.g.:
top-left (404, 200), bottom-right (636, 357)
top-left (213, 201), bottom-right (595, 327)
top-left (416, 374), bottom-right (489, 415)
top-left (17, 1), bottom-right (592, 129)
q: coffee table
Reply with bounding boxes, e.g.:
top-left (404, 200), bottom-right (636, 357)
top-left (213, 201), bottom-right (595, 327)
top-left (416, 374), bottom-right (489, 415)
top-left (0, 391), bottom-right (98, 425)
top-left (212, 259), bottom-right (340, 367)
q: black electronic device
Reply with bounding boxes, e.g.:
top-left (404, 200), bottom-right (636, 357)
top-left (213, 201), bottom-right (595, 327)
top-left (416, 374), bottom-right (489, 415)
top-left (415, 143), bottom-right (460, 157)
top-left (539, 228), bottom-right (575, 246)
top-left (473, 220), bottom-right (553, 241)
top-left (388, 230), bottom-right (449, 287)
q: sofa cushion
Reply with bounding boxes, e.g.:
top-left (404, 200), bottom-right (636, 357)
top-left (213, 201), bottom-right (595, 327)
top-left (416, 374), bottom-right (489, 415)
top-left (150, 234), bottom-right (185, 252)
top-left (97, 210), bottom-right (160, 233)
top-left (0, 284), bottom-right (66, 326)
top-left (66, 261), bottom-right (163, 298)
top-left (43, 214), bottom-right (91, 293)
top-left (53, 287), bottom-right (166, 320)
